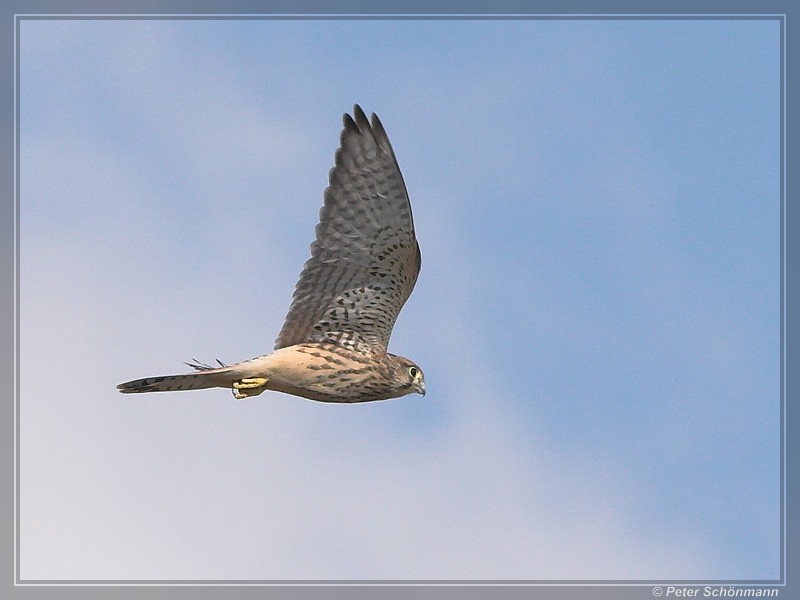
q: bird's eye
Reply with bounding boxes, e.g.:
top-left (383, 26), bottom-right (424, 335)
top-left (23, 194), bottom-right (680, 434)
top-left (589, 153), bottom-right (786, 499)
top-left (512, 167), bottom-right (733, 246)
top-left (409, 366), bottom-right (418, 378)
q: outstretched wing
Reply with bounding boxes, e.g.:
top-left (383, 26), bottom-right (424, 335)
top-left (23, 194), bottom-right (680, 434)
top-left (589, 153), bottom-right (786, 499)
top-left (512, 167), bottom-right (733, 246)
top-left (275, 105), bottom-right (421, 354)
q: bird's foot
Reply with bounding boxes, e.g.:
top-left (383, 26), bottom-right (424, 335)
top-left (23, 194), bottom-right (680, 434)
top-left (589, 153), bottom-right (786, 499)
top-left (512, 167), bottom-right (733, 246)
top-left (232, 377), bottom-right (269, 400)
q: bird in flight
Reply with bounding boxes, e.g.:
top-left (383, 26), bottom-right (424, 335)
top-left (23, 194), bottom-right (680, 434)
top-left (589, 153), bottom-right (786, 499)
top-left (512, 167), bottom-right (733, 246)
top-left (117, 105), bottom-right (425, 403)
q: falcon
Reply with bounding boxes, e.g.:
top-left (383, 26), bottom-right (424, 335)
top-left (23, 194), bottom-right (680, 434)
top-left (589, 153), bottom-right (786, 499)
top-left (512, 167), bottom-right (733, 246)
top-left (117, 105), bottom-right (425, 403)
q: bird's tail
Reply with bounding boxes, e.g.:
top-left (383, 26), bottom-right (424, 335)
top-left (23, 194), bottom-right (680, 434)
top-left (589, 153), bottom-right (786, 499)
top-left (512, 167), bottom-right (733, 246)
top-left (117, 359), bottom-right (235, 395)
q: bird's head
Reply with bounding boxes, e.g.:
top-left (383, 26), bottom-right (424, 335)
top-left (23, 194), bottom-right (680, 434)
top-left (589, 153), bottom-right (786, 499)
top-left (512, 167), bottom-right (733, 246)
top-left (389, 355), bottom-right (426, 397)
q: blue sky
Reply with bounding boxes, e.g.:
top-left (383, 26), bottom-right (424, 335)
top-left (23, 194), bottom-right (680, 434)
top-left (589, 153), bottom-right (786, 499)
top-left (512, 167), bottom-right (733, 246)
top-left (19, 18), bottom-right (780, 580)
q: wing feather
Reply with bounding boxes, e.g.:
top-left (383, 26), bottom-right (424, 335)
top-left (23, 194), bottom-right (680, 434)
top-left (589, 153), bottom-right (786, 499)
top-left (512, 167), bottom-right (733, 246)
top-left (275, 105), bottom-right (420, 353)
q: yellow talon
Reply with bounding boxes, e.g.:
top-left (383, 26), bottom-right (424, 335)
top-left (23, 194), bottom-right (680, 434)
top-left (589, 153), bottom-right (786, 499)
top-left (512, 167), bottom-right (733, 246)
top-left (232, 377), bottom-right (268, 399)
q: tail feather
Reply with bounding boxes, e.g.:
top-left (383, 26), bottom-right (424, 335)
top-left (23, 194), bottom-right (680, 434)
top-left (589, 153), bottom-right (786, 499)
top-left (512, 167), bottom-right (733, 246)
top-left (117, 365), bottom-right (234, 394)
top-left (185, 358), bottom-right (229, 371)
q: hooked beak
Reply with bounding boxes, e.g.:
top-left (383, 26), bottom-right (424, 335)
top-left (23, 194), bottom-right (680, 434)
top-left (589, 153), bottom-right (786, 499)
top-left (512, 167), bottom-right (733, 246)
top-left (416, 380), bottom-right (427, 397)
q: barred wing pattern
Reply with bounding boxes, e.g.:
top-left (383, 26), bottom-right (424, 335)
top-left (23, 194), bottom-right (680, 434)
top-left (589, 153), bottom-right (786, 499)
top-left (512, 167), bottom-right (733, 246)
top-left (275, 105), bottom-right (421, 354)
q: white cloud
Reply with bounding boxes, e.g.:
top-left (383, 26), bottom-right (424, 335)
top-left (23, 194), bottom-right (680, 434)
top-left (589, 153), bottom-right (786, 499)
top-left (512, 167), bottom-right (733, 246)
top-left (20, 146), bottom-right (717, 580)
top-left (21, 19), bottom-right (766, 581)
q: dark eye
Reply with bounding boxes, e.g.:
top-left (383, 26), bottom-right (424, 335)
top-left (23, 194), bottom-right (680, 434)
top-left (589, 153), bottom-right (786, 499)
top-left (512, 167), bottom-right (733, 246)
top-left (409, 366), bottom-right (418, 378)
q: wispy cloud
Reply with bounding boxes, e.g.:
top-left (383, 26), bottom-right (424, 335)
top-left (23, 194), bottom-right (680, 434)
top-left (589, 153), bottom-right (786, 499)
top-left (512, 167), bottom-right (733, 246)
top-left (19, 18), bottom-right (778, 580)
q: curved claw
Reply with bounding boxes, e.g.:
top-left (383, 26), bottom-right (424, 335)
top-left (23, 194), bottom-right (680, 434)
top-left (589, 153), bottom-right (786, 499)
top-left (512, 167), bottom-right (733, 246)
top-left (232, 377), bottom-right (269, 400)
